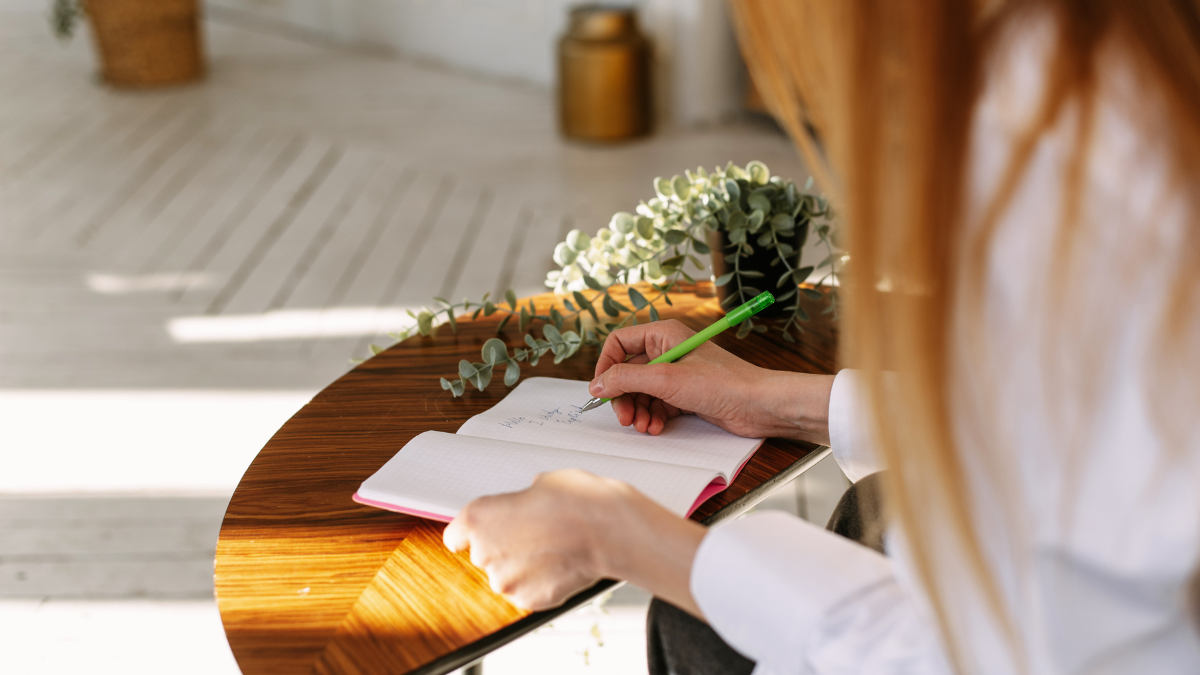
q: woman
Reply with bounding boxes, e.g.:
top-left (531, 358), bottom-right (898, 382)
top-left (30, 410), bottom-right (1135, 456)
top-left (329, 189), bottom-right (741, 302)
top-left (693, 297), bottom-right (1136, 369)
top-left (443, 1), bottom-right (1200, 672)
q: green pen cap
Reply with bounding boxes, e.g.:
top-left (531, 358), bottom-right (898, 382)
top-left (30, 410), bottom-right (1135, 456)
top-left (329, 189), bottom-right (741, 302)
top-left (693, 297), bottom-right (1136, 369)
top-left (724, 291), bottom-right (775, 325)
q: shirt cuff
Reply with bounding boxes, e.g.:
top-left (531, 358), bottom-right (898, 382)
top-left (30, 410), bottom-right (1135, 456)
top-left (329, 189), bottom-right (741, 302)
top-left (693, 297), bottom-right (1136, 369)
top-left (690, 511), bottom-right (895, 672)
top-left (828, 369), bottom-right (884, 482)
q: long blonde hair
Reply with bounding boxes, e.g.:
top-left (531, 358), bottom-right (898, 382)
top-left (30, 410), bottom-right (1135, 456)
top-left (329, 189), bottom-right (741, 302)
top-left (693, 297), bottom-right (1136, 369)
top-left (730, 0), bottom-right (1200, 669)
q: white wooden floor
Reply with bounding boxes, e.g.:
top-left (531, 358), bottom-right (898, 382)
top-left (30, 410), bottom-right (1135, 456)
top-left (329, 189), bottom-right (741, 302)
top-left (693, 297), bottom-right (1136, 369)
top-left (0, 0), bottom-right (846, 671)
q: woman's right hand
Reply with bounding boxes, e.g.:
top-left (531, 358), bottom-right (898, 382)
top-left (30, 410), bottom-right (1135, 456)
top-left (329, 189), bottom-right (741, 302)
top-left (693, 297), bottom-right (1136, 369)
top-left (588, 319), bottom-right (835, 444)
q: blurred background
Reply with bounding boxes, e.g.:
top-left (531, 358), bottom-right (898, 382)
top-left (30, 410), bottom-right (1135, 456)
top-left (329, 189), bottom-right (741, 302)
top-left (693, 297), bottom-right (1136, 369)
top-left (0, 0), bottom-right (848, 672)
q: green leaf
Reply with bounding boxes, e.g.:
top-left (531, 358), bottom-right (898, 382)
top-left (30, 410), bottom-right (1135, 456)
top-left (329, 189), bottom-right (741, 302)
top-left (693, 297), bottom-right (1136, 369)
top-left (607, 294), bottom-right (631, 313)
top-left (469, 363), bottom-right (493, 390)
top-left (775, 288), bottom-right (798, 302)
top-left (770, 213), bottom-right (794, 231)
top-left (573, 291), bottom-right (598, 322)
top-left (714, 272), bottom-right (735, 287)
top-left (781, 330), bottom-right (796, 343)
top-left (496, 313), bottom-right (512, 332)
top-left (602, 294), bottom-right (621, 317)
top-left (805, 175), bottom-right (814, 190)
top-left (483, 301), bottom-right (497, 316)
top-left (817, 254), bottom-right (834, 269)
top-left (472, 308), bottom-right (482, 320)
top-left (635, 217), bottom-right (655, 240)
top-left (440, 377), bottom-right (453, 390)
top-left (417, 311), bottom-right (434, 335)
top-left (458, 360), bottom-right (478, 379)
top-left (627, 287), bottom-right (649, 310)
top-left (747, 210), bottom-right (766, 232)
top-left (553, 330), bottom-right (582, 363)
top-left (663, 293), bottom-right (673, 306)
top-left (611, 212), bottom-right (636, 235)
top-left (793, 266), bottom-right (815, 283)
top-left (796, 305), bottom-right (811, 321)
top-left (691, 237), bottom-right (710, 254)
top-left (482, 338), bottom-right (508, 365)
top-left (648, 305), bottom-right (660, 322)
top-left (748, 193), bottom-right (771, 214)
top-left (449, 378), bottom-right (465, 397)
top-left (757, 231), bottom-right (774, 247)
top-left (671, 175), bottom-right (689, 201)
top-left (747, 160), bottom-right (770, 185)
top-left (724, 179), bottom-right (740, 202)
top-left (446, 310), bottom-right (457, 334)
top-left (655, 176), bottom-right (674, 199)
top-left (583, 275), bottom-right (606, 291)
top-left (519, 306), bottom-right (531, 332)
top-left (564, 299), bottom-right (577, 312)
top-left (504, 359), bottom-right (520, 386)
top-left (803, 287), bottom-right (825, 300)
top-left (550, 306), bottom-right (565, 331)
top-left (543, 324), bottom-right (563, 346)
top-left (727, 210), bottom-right (748, 230)
top-left (663, 229), bottom-right (688, 246)
top-left (736, 320), bottom-right (754, 338)
top-left (369, 343), bottom-right (384, 355)
top-left (738, 269), bottom-right (764, 278)
top-left (505, 289), bottom-right (518, 310)
top-left (432, 296), bottom-right (451, 307)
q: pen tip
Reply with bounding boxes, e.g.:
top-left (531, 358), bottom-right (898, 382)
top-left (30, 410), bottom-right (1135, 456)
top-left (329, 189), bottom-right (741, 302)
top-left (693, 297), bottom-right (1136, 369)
top-left (580, 398), bottom-right (602, 413)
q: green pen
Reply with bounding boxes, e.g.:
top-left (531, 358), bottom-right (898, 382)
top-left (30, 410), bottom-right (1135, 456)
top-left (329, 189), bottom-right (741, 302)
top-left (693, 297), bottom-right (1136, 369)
top-left (579, 290), bottom-right (776, 413)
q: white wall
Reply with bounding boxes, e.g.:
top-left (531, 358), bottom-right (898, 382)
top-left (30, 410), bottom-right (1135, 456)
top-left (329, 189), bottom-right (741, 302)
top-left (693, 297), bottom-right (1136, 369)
top-left (205, 0), bottom-right (743, 127)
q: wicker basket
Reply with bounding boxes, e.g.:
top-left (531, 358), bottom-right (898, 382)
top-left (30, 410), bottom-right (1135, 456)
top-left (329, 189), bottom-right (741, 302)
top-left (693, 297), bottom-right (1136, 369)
top-left (85, 0), bottom-right (204, 87)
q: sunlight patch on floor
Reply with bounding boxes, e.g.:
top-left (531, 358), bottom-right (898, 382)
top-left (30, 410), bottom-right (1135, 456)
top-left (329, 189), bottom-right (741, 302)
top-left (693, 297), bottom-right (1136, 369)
top-left (0, 599), bottom-right (241, 675)
top-left (0, 390), bottom-right (312, 494)
top-left (167, 307), bottom-right (422, 343)
top-left (85, 273), bottom-right (219, 294)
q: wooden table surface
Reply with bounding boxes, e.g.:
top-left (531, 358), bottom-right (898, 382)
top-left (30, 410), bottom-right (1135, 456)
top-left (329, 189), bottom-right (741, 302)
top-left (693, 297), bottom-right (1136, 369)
top-left (215, 289), bottom-right (838, 675)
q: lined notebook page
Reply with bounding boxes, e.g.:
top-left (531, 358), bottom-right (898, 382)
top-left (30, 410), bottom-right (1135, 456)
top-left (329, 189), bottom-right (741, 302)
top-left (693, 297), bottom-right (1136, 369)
top-left (357, 431), bottom-right (721, 518)
top-left (457, 378), bottom-right (762, 479)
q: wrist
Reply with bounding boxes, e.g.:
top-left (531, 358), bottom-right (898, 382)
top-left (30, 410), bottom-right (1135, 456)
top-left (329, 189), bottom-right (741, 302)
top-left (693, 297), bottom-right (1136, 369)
top-left (753, 371), bottom-right (834, 445)
top-left (592, 484), bottom-right (707, 616)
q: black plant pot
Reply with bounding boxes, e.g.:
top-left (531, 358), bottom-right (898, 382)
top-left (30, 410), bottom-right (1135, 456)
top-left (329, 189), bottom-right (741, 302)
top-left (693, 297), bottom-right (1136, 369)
top-left (707, 229), bottom-right (806, 319)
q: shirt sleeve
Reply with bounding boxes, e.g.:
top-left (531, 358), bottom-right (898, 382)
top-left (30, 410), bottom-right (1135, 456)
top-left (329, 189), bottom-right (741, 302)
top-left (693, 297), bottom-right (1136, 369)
top-left (828, 369), bottom-right (886, 482)
top-left (690, 511), bottom-right (950, 675)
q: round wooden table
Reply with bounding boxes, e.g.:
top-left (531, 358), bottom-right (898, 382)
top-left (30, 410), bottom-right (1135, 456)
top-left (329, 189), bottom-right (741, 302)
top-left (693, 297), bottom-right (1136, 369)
top-left (215, 290), bottom-right (837, 675)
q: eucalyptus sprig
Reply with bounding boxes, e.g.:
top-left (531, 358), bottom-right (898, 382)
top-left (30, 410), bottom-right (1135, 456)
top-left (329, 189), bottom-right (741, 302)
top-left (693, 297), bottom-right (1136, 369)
top-left (353, 161), bottom-right (842, 397)
top-left (358, 285), bottom-right (673, 398)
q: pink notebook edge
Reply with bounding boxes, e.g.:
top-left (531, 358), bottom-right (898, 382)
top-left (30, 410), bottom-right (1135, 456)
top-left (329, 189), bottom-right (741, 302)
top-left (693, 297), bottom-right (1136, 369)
top-left (352, 437), bottom-right (765, 523)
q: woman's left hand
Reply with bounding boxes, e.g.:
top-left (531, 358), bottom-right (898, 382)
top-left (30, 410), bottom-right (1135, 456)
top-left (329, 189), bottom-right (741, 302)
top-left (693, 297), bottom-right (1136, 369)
top-left (443, 469), bottom-right (706, 614)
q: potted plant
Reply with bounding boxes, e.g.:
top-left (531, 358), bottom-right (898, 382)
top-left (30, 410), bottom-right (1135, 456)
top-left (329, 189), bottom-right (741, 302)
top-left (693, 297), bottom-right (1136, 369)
top-left (52, 0), bottom-right (205, 87)
top-left (356, 161), bottom-right (842, 397)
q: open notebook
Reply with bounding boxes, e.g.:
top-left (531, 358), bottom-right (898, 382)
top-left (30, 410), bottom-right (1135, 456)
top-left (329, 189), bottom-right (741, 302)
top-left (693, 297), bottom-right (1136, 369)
top-left (353, 377), bottom-right (764, 521)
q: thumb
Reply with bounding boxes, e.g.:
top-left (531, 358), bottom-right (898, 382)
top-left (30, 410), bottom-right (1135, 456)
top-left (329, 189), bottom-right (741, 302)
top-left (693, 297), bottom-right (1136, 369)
top-left (590, 362), bottom-right (671, 400)
top-left (443, 516), bottom-right (470, 553)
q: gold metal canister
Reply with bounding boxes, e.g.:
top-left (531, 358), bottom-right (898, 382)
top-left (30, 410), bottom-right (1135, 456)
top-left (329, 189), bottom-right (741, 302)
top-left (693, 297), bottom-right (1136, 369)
top-left (558, 5), bottom-right (651, 141)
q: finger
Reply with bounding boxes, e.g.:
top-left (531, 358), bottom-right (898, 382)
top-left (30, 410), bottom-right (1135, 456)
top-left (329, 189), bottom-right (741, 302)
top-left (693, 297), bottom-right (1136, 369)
top-left (443, 516), bottom-right (470, 553)
top-left (593, 321), bottom-right (694, 378)
top-left (611, 394), bottom-right (636, 426)
top-left (633, 393), bottom-right (653, 433)
top-left (648, 398), bottom-right (671, 436)
top-left (591, 361), bottom-right (676, 401)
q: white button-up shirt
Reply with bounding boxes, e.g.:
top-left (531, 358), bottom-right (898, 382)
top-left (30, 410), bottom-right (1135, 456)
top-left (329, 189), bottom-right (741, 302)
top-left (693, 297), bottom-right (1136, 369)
top-left (690, 17), bottom-right (1200, 675)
